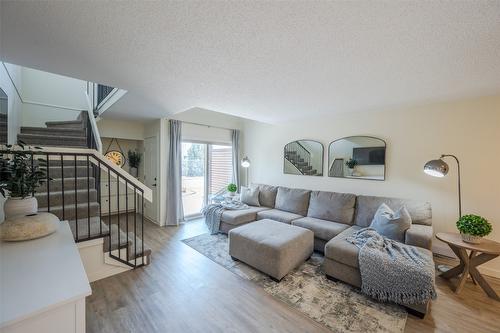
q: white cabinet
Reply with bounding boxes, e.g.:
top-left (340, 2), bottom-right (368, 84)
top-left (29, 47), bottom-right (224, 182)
top-left (0, 222), bottom-right (91, 333)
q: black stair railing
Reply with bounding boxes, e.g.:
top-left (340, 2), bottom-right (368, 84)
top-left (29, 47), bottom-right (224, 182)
top-left (96, 84), bottom-right (115, 106)
top-left (0, 148), bottom-right (147, 268)
top-left (284, 141), bottom-right (312, 175)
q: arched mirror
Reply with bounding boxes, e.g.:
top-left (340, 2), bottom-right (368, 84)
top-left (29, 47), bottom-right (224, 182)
top-left (328, 136), bottom-right (386, 181)
top-left (0, 88), bottom-right (7, 145)
top-left (284, 140), bottom-right (324, 176)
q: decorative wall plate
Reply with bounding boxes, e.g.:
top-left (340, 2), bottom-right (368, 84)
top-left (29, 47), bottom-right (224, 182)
top-left (105, 150), bottom-right (125, 167)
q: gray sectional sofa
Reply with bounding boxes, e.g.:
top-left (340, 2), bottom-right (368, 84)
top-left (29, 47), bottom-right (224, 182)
top-left (220, 184), bottom-right (434, 317)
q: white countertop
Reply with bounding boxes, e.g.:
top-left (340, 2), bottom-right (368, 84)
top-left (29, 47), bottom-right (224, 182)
top-left (0, 221), bottom-right (91, 328)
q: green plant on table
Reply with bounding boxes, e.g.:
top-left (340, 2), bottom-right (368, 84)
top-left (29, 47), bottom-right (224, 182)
top-left (0, 141), bottom-right (49, 198)
top-left (227, 183), bottom-right (237, 193)
top-left (456, 214), bottom-right (492, 237)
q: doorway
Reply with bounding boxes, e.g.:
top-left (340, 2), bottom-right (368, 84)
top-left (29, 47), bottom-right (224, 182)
top-left (144, 136), bottom-right (159, 222)
top-left (181, 142), bottom-right (232, 218)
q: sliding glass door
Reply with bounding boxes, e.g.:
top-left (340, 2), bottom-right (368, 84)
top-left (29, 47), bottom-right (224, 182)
top-left (181, 142), bottom-right (233, 218)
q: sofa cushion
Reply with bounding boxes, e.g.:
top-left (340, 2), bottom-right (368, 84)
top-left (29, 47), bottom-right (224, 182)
top-left (370, 203), bottom-right (412, 242)
top-left (221, 206), bottom-right (270, 226)
top-left (257, 209), bottom-right (303, 224)
top-left (240, 186), bottom-right (260, 206)
top-left (354, 195), bottom-right (432, 227)
top-left (307, 191), bottom-right (356, 224)
top-left (324, 226), bottom-right (362, 268)
top-left (275, 187), bottom-right (311, 216)
top-left (292, 217), bottom-right (350, 241)
top-left (253, 184), bottom-right (279, 208)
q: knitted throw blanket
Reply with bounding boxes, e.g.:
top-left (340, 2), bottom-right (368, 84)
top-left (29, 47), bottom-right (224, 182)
top-left (347, 228), bottom-right (437, 305)
top-left (201, 202), bottom-right (249, 234)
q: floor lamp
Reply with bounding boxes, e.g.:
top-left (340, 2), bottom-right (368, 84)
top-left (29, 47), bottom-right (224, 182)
top-left (424, 154), bottom-right (462, 218)
top-left (241, 156), bottom-right (250, 187)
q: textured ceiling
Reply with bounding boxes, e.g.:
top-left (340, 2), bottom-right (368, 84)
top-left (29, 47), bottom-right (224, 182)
top-left (1, 1), bottom-right (500, 123)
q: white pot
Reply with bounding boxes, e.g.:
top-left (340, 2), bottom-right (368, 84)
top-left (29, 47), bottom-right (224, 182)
top-left (228, 191), bottom-right (236, 197)
top-left (461, 233), bottom-right (482, 244)
top-left (130, 167), bottom-right (138, 178)
top-left (4, 196), bottom-right (38, 219)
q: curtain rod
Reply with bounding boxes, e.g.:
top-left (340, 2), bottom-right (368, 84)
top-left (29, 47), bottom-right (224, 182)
top-left (177, 119), bottom-right (237, 132)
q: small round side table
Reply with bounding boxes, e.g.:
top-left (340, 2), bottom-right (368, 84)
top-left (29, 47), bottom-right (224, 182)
top-left (436, 232), bottom-right (500, 301)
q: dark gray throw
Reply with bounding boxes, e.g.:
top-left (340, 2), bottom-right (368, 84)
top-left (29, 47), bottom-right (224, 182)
top-left (347, 228), bottom-right (437, 305)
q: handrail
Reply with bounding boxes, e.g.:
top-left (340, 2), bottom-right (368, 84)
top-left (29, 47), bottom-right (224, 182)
top-left (84, 92), bottom-right (103, 153)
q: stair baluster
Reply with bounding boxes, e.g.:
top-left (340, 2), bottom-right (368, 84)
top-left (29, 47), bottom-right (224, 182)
top-left (1, 149), bottom-right (150, 268)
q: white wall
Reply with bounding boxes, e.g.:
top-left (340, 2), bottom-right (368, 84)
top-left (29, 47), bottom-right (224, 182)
top-left (97, 118), bottom-right (145, 141)
top-left (1, 63), bottom-right (89, 128)
top-left (21, 67), bottom-right (87, 108)
top-left (20, 67), bottom-right (86, 127)
top-left (243, 95), bottom-right (500, 277)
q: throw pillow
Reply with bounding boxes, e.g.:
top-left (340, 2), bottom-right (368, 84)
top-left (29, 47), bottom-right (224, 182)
top-left (240, 186), bottom-right (260, 206)
top-left (370, 203), bottom-right (412, 242)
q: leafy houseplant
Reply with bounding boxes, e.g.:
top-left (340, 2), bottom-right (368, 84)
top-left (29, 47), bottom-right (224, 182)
top-left (127, 150), bottom-right (142, 178)
top-left (456, 214), bottom-right (492, 244)
top-left (0, 142), bottom-right (48, 218)
top-left (227, 183), bottom-right (237, 196)
top-left (345, 158), bottom-right (358, 176)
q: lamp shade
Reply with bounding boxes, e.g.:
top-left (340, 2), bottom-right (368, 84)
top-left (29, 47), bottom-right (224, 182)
top-left (424, 159), bottom-right (449, 177)
top-left (241, 156), bottom-right (250, 168)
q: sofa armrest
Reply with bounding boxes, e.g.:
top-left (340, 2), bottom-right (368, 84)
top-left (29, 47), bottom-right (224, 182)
top-left (405, 224), bottom-right (433, 250)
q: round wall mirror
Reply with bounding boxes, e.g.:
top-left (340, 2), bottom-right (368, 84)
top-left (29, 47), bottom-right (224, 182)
top-left (284, 140), bottom-right (324, 176)
top-left (328, 136), bottom-right (386, 181)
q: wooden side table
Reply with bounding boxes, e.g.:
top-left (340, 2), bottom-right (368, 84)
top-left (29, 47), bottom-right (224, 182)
top-left (436, 232), bottom-right (500, 301)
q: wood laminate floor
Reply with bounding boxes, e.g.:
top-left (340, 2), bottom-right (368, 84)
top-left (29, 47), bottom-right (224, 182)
top-left (86, 219), bottom-right (500, 333)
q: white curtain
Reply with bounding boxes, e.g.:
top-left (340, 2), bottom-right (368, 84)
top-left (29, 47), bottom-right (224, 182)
top-left (231, 129), bottom-right (240, 190)
top-left (166, 119), bottom-right (184, 226)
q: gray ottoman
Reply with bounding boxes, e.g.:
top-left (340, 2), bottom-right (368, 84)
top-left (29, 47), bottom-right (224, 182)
top-left (229, 219), bottom-right (314, 281)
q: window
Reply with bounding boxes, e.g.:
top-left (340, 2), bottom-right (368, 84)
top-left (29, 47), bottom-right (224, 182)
top-left (181, 142), bottom-right (233, 218)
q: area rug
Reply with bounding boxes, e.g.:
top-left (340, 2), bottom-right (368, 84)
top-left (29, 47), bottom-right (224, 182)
top-left (182, 233), bottom-right (407, 333)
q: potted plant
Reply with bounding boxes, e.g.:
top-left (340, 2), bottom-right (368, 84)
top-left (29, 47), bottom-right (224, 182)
top-left (227, 183), bottom-right (237, 197)
top-left (345, 158), bottom-right (358, 176)
top-left (128, 150), bottom-right (142, 178)
top-left (456, 214), bottom-right (492, 244)
top-left (0, 142), bottom-right (48, 219)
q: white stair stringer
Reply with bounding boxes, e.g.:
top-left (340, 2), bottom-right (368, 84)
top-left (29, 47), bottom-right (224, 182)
top-left (77, 237), bottom-right (131, 282)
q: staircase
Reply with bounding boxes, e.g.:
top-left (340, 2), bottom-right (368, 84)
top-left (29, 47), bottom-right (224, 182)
top-left (18, 112), bottom-right (88, 148)
top-left (0, 113), bottom-right (7, 144)
top-left (12, 115), bottom-right (151, 268)
top-left (284, 142), bottom-right (321, 176)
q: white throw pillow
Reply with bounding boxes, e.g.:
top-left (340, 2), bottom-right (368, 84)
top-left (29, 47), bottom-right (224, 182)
top-left (240, 186), bottom-right (260, 206)
top-left (370, 203), bottom-right (412, 242)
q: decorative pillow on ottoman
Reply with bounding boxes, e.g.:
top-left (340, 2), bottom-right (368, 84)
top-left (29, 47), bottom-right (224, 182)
top-left (370, 203), bottom-right (412, 242)
top-left (240, 186), bottom-right (260, 206)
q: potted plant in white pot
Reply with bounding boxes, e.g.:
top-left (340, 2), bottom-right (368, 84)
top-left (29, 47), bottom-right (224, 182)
top-left (0, 142), bottom-right (48, 219)
top-left (227, 183), bottom-right (237, 197)
top-left (127, 150), bottom-right (142, 178)
top-left (345, 158), bottom-right (358, 176)
top-left (456, 214), bottom-right (492, 244)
